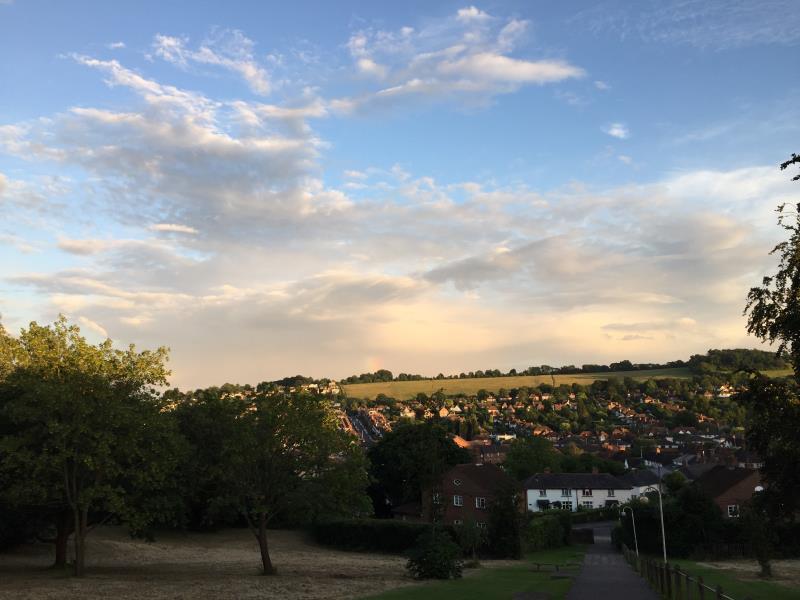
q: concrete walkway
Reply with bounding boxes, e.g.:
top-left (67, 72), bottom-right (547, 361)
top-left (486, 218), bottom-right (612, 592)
top-left (565, 521), bottom-right (658, 600)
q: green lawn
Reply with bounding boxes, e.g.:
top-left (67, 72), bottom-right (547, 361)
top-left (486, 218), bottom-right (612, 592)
top-left (667, 559), bottom-right (799, 600)
top-left (342, 369), bottom-right (692, 400)
top-left (360, 546), bottom-right (586, 600)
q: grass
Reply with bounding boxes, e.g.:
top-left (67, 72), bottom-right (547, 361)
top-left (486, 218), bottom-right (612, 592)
top-left (360, 546), bottom-right (586, 600)
top-left (342, 368), bottom-right (693, 400)
top-left (342, 368), bottom-right (795, 400)
top-left (665, 559), bottom-right (799, 600)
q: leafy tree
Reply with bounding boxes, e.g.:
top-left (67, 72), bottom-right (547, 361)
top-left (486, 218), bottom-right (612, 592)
top-left (0, 317), bottom-right (177, 576)
top-left (368, 421), bottom-right (470, 510)
top-left (503, 436), bottom-right (561, 481)
top-left (224, 390), bottom-right (369, 574)
top-left (740, 154), bottom-right (800, 575)
top-left (486, 481), bottom-right (522, 558)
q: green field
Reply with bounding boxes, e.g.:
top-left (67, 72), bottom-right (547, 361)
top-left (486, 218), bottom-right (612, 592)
top-left (342, 368), bottom-right (795, 400)
top-left (361, 546), bottom-right (586, 600)
top-left (342, 368), bottom-right (693, 400)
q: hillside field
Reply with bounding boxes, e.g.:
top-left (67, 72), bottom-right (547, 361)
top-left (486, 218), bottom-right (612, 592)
top-left (341, 368), bottom-right (691, 400)
top-left (341, 368), bottom-right (795, 400)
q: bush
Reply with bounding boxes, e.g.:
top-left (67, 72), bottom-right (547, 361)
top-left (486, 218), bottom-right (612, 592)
top-left (406, 528), bottom-right (463, 580)
top-left (312, 519), bottom-right (455, 554)
top-left (524, 514), bottom-right (564, 551)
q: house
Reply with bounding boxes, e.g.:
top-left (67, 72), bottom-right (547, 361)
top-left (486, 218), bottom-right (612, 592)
top-left (694, 466), bottom-right (762, 518)
top-left (523, 471), bottom-right (633, 512)
top-left (422, 463), bottom-right (521, 527)
top-left (619, 469), bottom-right (662, 498)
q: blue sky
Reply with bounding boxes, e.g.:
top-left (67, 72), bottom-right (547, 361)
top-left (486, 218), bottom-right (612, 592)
top-left (1, 1), bottom-right (798, 387)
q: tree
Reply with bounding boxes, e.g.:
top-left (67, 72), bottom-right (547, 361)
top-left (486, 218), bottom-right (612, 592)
top-left (225, 390), bottom-right (369, 575)
top-left (739, 153), bottom-right (800, 576)
top-left (0, 317), bottom-right (177, 576)
top-left (503, 436), bottom-right (561, 481)
top-left (486, 481), bottom-right (522, 558)
top-left (368, 421), bottom-right (470, 511)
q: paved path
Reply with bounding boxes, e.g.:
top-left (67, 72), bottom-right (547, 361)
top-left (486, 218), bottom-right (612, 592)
top-left (565, 521), bottom-right (658, 600)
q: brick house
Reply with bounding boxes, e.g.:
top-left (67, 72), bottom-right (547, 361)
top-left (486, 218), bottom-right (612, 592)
top-left (422, 463), bottom-right (521, 527)
top-left (694, 465), bottom-right (762, 518)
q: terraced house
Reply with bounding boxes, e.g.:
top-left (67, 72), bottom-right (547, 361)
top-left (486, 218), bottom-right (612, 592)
top-left (523, 471), bottom-right (634, 512)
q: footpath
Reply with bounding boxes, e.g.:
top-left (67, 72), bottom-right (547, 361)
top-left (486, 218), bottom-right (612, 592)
top-left (565, 521), bottom-right (658, 600)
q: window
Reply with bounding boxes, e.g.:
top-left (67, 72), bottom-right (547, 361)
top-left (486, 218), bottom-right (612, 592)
top-left (582, 489), bottom-right (593, 497)
top-left (477, 522), bottom-right (487, 529)
top-left (608, 489), bottom-right (615, 497)
top-left (453, 478), bottom-right (462, 486)
top-left (727, 505), bottom-right (740, 518)
top-left (453, 495), bottom-right (463, 507)
top-left (539, 489), bottom-right (547, 497)
top-left (561, 489), bottom-right (571, 497)
top-left (582, 501), bottom-right (593, 509)
top-left (475, 497), bottom-right (487, 509)
top-left (432, 493), bottom-right (441, 504)
top-left (453, 519), bottom-right (462, 525)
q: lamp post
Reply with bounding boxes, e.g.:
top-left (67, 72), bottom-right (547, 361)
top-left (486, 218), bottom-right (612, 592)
top-left (646, 484), bottom-right (668, 564)
top-left (620, 506), bottom-right (639, 557)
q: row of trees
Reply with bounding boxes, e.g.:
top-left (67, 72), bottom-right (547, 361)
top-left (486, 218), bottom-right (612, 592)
top-left (0, 318), bottom-right (370, 576)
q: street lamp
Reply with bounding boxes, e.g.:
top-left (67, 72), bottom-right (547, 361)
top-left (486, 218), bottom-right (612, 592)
top-left (620, 506), bottom-right (639, 557)
top-left (645, 484), bottom-right (668, 564)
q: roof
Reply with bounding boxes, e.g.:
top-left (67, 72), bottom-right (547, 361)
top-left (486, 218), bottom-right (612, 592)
top-left (523, 472), bottom-right (632, 491)
top-left (620, 469), bottom-right (661, 487)
top-left (694, 466), bottom-right (760, 499)
top-left (442, 463), bottom-right (519, 495)
top-left (678, 462), bottom-right (717, 481)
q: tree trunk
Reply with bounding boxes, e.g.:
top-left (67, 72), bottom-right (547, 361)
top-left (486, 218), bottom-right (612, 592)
top-left (73, 506), bottom-right (88, 577)
top-left (54, 510), bottom-right (73, 568)
top-left (256, 513), bottom-right (276, 575)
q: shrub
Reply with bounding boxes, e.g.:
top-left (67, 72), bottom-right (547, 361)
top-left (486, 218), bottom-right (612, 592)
top-left (524, 515), bottom-right (562, 551)
top-left (406, 528), bottom-right (463, 580)
top-left (312, 519), bottom-right (455, 554)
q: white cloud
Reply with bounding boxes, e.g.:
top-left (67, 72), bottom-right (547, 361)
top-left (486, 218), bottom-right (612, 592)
top-left (340, 7), bottom-right (583, 111)
top-left (618, 154), bottom-right (633, 164)
top-left (605, 123), bottom-right (629, 139)
top-left (594, 80), bottom-right (610, 90)
top-left (153, 30), bottom-right (271, 95)
top-left (149, 223), bottom-right (199, 234)
top-left (107, 41), bottom-right (126, 50)
top-left (78, 315), bottom-right (109, 338)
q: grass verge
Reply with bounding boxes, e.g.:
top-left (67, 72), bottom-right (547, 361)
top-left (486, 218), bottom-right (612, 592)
top-left (668, 559), bottom-right (799, 600)
top-left (360, 546), bottom-right (586, 600)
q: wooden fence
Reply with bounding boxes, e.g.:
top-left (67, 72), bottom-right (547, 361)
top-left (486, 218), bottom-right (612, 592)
top-left (621, 544), bottom-right (754, 600)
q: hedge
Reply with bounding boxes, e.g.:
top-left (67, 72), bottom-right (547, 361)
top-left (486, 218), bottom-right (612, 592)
top-left (312, 519), bottom-right (456, 553)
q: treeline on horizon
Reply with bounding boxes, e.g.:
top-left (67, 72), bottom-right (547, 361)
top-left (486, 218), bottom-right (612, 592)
top-left (339, 348), bottom-right (788, 385)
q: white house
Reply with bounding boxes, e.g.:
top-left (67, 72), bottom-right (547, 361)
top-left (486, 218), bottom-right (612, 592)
top-left (523, 472), bottom-right (634, 512)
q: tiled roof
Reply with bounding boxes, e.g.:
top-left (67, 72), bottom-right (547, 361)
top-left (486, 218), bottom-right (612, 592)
top-left (523, 472), bottom-right (632, 491)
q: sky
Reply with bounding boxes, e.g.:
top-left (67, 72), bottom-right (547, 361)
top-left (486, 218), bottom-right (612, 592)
top-left (1, 1), bottom-right (799, 389)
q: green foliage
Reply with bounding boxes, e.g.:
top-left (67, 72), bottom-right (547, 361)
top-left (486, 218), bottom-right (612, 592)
top-left (486, 482), bottom-right (521, 559)
top-left (687, 349), bottom-right (788, 374)
top-left (312, 519), bottom-right (445, 553)
top-left (452, 519), bottom-right (487, 559)
top-left (663, 470), bottom-right (687, 495)
top-left (0, 316), bottom-right (177, 575)
top-left (406, 527), bottom-right (463, 580)
top-left (738, 375), bottom-right (800, 520)
top-left (503, 436), bottom-right (561, 481)
top-left (368, 421), bottom-right (471, 509)
top-left (523, 514), bottom-right (566, 552)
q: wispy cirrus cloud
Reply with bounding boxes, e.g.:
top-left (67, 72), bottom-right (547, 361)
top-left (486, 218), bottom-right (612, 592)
top-left (338, 6), bottom-right (584, 112)
top-left (152, 29), bottom-right (272, 95)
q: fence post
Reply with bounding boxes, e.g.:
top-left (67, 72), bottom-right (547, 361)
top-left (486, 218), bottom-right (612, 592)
top-left (716, 585), bottom-right (723, 600)
top-left (665, 563), bottom-right (672, 598)
top-left (698, 575), bottom-right (705, 600)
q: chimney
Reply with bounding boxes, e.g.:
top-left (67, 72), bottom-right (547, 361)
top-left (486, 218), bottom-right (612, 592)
top-left (591, 467), bottom-right (599, 474)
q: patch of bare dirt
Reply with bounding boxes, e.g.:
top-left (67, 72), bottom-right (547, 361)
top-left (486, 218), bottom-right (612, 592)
top-left (696, 558), bottom-right (800, 589)
top-left (0, 526), bottom-right (414, 599)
